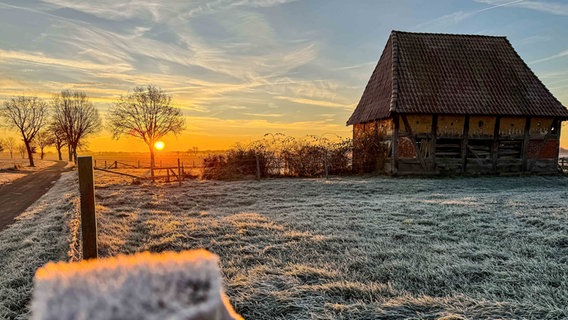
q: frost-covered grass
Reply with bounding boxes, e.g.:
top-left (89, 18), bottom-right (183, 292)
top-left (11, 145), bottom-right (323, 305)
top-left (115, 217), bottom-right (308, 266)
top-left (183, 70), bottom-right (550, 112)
top-left (2, 171), bottom-right (568, 319)
top-left (0, 173), bottom-right (80, 319)
top-left (87, 173), bottom-right (568, 319)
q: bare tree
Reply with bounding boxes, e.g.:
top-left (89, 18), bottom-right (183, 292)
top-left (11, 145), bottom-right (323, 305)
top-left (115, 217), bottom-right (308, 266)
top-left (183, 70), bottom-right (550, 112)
top-left (4, 137), bottom-right (16, 159)
top-left (1, 96), bottom-right (49, 166)
top-left (52, 91), bottom-right (102, 162)
top-left (108, 85), bottom-right (185, 179)
top-left (18, 143), bottom-right (27, 159)
top-left (48, 122), bottom-right (66, 161)
top-left (0, 139), bottom-right (4, 153)
top-left (35, 130), bottom-right (55, 160)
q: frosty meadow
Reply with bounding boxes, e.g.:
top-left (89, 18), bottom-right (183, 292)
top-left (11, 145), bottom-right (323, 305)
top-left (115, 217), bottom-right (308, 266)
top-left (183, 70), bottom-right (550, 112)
top-left (1, 168), bottom-right (568, 319)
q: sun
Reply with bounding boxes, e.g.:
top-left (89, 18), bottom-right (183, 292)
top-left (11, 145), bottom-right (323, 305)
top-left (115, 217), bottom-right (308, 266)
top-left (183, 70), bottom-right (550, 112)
top-left (154, 141), bottom-right (165, 150)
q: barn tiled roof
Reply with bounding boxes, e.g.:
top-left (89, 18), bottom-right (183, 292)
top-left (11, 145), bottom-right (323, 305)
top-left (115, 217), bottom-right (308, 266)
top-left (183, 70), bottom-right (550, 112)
top-left (347, 31), bottom-right (568, 125)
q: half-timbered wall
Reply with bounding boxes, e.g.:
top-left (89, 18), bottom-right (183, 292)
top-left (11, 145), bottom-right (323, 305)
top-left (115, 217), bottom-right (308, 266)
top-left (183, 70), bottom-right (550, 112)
top-left (353, 114), bottom-right (563, 175)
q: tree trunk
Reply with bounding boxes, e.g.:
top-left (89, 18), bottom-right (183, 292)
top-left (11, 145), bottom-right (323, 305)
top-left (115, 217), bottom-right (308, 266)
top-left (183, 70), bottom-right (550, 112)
top-left (25, 141), bottom-right (35, 167)
top-left (9, 151), bottom-right (13, 159)
top-left (68, 145), bottom-right (73, 162)
top-left (40, 147), bottom-right (45, 160)
top-left (149, 144), bottom-right (155, 180)
top-left (56, 146), bottom-right (62, 161)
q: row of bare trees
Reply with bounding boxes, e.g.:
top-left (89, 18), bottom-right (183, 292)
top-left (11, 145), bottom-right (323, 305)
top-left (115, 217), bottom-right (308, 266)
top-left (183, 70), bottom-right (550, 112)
top-left (1, 86), bottom-right (185, 173)
top-left (0, 92), bottom-right (101, 167)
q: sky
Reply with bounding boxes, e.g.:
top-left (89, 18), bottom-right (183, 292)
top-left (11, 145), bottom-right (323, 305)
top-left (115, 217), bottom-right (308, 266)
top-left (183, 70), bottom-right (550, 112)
top-left (1, 0), bottom-right (568, 152)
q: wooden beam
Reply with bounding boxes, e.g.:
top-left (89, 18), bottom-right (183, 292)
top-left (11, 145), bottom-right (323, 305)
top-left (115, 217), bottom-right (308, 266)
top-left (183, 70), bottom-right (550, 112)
top-left (522, 116), bottom-right (531, 172)
top-left (94, 167), bottom-right (142, 179)
top-left (430, 115), bottom-right (438, 169)
top-left (400, 114), bottom-right (427, 170)
top-left (461, 115), bottom-right (470, 173)
top-left (392, 115), bottom-right (399, 176)
top-left (492, 116), bottom-right (501, 173)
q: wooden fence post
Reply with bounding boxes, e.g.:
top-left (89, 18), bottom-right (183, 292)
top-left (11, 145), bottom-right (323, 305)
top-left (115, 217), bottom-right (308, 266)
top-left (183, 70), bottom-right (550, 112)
top-left (178, 158), bottom-right (182, 186)
top-left (78, 156), bottom-right (98, 260)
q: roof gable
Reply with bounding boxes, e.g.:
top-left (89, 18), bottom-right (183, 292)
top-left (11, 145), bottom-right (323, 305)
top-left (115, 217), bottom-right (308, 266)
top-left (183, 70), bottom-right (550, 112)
top-left (347, 31), bottom-right (568, 125)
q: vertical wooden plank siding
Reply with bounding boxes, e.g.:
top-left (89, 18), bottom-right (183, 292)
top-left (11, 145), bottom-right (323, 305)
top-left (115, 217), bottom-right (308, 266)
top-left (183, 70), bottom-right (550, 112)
top-left (492, 116), bottom-right (501, 172)
top-left (430, 115), bottom-right (438, 171)
top-left (522, 116), bottom-right (531, 171)
top-left (461, 115), bottom-right (470, 173)
top-left (392, 115), bottom-right (399, 175)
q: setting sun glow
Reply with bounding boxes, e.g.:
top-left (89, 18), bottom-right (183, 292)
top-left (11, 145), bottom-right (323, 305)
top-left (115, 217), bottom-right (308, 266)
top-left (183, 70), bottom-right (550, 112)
top-left (154, 141), bottom-right (165, 151)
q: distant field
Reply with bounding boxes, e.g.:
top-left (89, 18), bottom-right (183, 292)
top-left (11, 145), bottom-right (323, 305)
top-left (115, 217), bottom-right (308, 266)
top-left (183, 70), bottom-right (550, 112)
top-left (82, 151), bottom-right (221, 169)
top-left (2, 172), bottom-right (568, 319)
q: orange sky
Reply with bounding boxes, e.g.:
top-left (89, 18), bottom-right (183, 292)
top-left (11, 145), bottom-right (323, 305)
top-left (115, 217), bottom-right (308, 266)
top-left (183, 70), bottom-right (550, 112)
top-left (1, 1), bottom-right (568, 152)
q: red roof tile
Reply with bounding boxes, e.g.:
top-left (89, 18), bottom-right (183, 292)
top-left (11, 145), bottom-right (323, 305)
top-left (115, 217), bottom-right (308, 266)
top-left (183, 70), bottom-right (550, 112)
top-left (347, 31), bottom-right (568, 125)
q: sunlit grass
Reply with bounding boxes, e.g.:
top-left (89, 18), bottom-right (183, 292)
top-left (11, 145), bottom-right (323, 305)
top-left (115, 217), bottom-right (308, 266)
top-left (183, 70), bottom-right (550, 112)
top-left (87, 174), bottom-right (568, 319)
top-left (2, 173), bottom-right (568, 319)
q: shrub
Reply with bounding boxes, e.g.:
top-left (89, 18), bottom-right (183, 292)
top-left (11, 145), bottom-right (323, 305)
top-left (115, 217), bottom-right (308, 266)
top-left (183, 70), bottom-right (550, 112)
top-left (202, 134), bottom-right (352, 180)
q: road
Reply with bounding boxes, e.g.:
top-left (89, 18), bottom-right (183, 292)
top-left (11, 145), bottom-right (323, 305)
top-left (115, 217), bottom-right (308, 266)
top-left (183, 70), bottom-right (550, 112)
top-left (0, 161), bottom-right (69, 231)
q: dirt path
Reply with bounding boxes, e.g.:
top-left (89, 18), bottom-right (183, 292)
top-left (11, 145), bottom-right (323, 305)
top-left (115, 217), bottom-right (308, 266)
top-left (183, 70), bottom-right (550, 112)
top-left (0, 161), bottom-right (69, 231)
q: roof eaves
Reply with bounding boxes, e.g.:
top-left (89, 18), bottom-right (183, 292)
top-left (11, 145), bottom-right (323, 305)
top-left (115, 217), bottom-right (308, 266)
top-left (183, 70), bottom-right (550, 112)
top-left (503, 38), bottom-right (568, 117)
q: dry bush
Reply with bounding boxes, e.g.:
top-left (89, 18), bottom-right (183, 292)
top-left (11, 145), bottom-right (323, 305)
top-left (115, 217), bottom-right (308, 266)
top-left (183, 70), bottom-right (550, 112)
top-left (202, 145), bottom-right (270, 180)
top-left (203, 133), bottom-right (352, 180)
top-left (353, 130), bottom-right (388, 173)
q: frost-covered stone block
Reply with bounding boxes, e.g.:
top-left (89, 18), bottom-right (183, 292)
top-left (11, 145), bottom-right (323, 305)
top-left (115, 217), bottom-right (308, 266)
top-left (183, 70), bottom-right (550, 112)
top-left (31, 249), bottom-right (242, 320)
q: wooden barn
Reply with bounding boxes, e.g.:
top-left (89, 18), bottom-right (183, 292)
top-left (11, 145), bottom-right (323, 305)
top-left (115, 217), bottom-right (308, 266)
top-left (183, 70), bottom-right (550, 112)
top-left (347, 31), bottom-right (568, 175)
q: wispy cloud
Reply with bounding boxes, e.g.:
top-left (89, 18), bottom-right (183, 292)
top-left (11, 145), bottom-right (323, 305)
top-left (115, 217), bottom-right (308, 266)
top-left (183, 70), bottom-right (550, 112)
top-left (474, 0), bottom-right (568, 16)
top-left (530, 48), bottom-right (568, 64)
top-left (0, 49), bottom-right (132, 73)
top-left (417, 0), bottom-right (524, 29)
top-left (515, 35), bottom-right (552, 46)
top-left (332, 61), bottom-right (376, 71)
top-left (276, 96), bottom-right (353, 109)
top-left (41, 0), bottom-right (302, 22)
top-left (243, 113), bottom-right (283, 118)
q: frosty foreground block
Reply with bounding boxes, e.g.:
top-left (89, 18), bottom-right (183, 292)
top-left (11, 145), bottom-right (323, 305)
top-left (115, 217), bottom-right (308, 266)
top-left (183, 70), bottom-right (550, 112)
top-left (31, 249), bottom-right (242, 320)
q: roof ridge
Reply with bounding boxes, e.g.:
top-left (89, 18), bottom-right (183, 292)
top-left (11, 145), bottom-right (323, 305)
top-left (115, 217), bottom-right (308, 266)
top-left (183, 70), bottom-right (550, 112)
top-left (392, 30), bottom-right (507, 39)
top-left (389, 31), bottom-right (399, 114)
